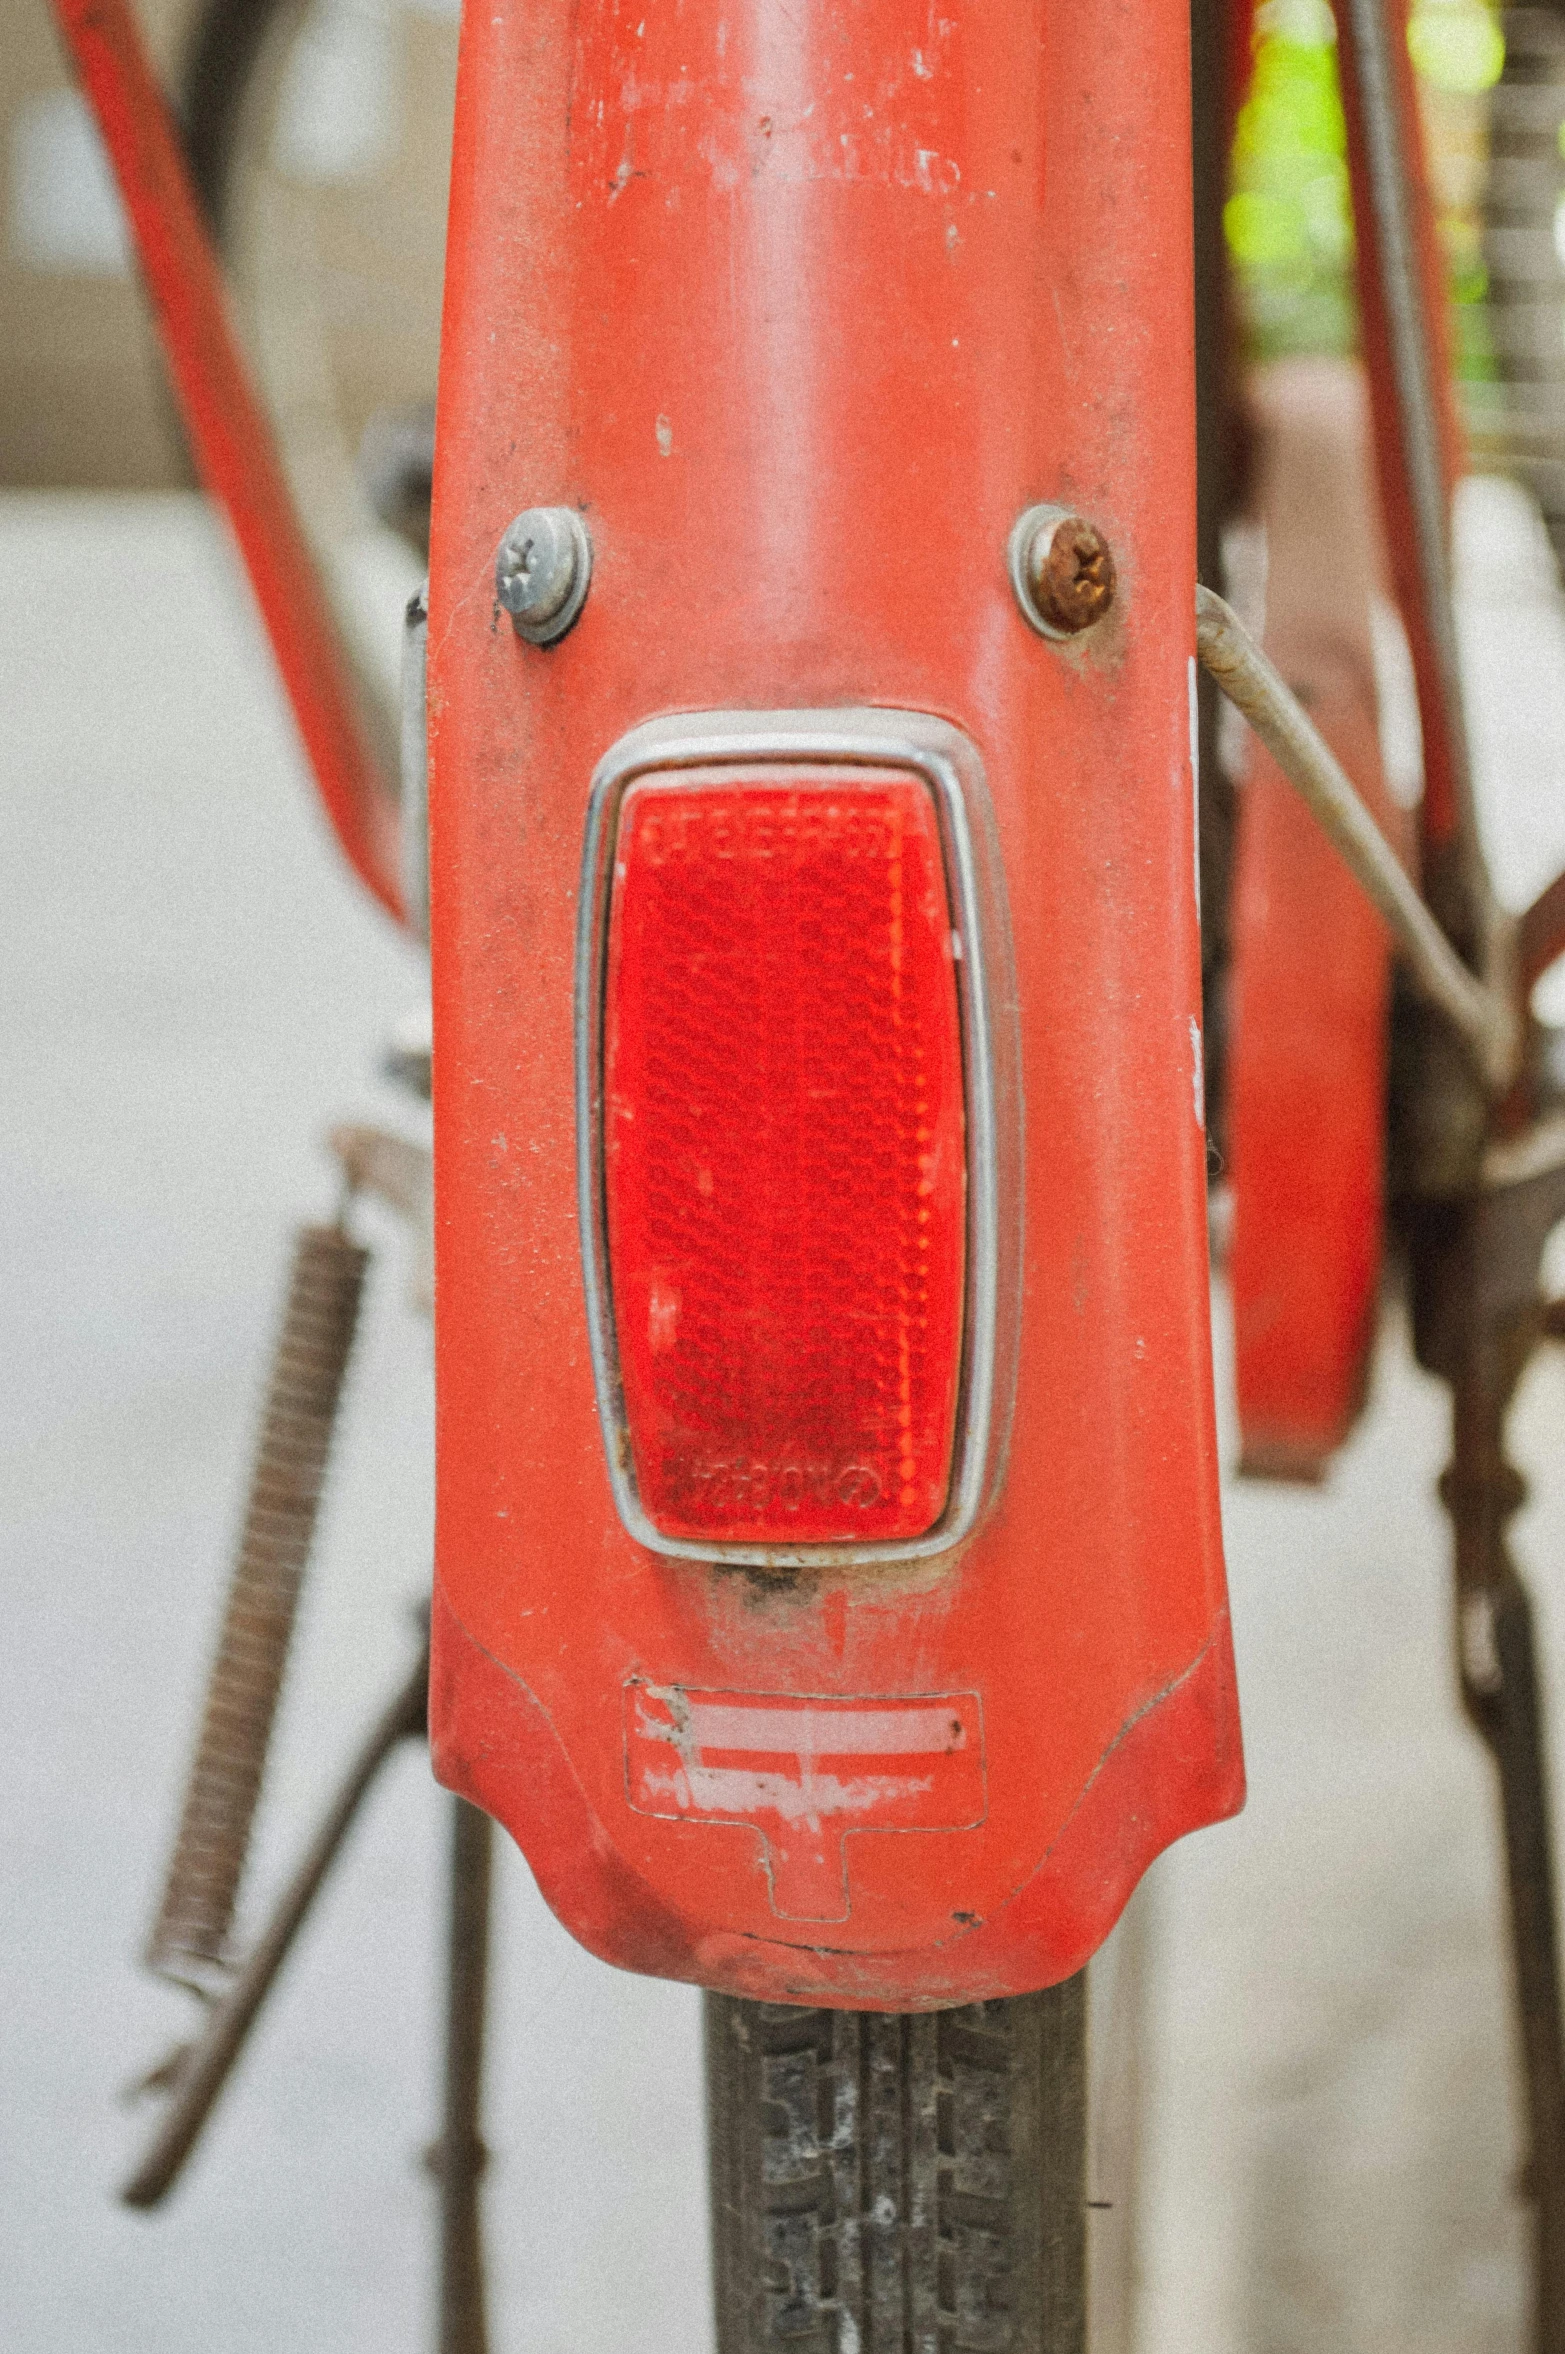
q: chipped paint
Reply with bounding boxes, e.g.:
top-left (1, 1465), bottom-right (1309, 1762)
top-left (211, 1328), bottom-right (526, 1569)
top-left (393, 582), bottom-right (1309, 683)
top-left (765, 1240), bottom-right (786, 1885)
top-left (625, 1682), bottom-right (985, 1920)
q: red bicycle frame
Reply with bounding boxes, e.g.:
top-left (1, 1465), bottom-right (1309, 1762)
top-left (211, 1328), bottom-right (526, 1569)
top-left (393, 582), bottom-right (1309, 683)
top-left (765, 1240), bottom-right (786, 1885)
top-left (52, 0), bottom-right (1565, 2328)
top-left (51, 0), bottom-right (403, 923)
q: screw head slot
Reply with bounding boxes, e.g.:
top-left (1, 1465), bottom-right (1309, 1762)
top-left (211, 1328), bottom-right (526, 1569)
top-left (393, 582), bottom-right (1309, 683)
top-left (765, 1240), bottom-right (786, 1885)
top-left (496, 507), bottom-right (593, 645)
top-left (1008, 505), bottom-right (1117, 640)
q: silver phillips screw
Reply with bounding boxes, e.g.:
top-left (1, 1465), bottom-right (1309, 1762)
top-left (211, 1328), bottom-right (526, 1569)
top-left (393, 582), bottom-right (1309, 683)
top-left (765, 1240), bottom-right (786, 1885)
top-left (495, 506), bottom-right (592, 645)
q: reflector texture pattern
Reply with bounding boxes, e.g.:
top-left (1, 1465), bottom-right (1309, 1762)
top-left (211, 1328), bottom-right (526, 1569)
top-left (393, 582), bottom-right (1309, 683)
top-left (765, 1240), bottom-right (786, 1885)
top-left (603, 774), bottom-right (966, 1545)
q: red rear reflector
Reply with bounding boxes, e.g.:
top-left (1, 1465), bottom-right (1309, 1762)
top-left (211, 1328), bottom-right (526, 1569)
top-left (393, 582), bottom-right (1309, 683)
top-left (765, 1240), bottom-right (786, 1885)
top-left (601, 773), bottom-right (967, 1547)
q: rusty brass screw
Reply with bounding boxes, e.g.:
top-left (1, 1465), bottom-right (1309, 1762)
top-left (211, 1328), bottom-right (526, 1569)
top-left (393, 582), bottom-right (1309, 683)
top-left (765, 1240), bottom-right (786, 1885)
top-left (1009, 504), bottom-right (1117, 640)
top-left (1025, 514), bottom-right (1116, 634)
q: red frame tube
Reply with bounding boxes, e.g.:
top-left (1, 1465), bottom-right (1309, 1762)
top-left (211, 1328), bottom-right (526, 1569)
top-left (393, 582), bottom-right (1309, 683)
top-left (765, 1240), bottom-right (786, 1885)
top-left (50, 0), bottom-right (405, 924)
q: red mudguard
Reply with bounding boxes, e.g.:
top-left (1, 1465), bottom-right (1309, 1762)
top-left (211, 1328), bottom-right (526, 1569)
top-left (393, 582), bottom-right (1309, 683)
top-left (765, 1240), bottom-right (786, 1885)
top-left (1228, 362), bottom-right (1402, 1480)
top-left (1228, 0), bottom-right (1465, 1483)
top-left (427, 0), bottom-right (1243, 2007)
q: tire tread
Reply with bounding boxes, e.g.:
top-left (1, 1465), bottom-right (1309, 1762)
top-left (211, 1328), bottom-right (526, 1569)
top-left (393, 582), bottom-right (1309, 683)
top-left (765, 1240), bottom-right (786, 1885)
top-left (706, 1984), bottom-right (1085, 2354)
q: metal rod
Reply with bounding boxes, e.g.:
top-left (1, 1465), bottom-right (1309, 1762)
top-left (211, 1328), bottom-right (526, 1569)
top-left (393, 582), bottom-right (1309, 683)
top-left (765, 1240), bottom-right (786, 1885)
top-left (1442, 1334), bottom-right (1565, 2353)
top-left (1336, 0), bottom-right (1502, 984)
top-left (1195, 586), bottom-right (1518, 1091)
top-left (1489, 1575), bottom-right (1565, 2348)
top-left (1521, 868), bottom-right (1565, 999)
top-left (434, 1798), bottom-right (494, 2354)
top-left (121, 1641), bottom-right (429, 2209)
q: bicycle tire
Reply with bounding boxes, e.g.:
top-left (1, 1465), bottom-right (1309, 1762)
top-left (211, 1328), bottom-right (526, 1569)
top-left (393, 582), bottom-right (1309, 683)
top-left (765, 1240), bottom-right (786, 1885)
top-left (705, 1983), bottom-right (1086, 2354)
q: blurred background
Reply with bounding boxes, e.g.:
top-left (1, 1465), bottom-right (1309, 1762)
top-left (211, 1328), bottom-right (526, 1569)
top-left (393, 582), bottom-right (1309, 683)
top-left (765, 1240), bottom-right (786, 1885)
top-left (1, 0), bottom-right (453, 494)
top-left (8, 0), bottom-right (1565, 2347)
top-left (2, 0), bottom-right (189, 491)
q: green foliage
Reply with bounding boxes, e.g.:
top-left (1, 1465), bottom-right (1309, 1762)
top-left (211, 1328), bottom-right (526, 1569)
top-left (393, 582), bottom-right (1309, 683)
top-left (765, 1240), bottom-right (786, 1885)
top-left (1226, 1), bottom-right (1355, 356)
top-left (1226, 0), bottom-right (1502, 363)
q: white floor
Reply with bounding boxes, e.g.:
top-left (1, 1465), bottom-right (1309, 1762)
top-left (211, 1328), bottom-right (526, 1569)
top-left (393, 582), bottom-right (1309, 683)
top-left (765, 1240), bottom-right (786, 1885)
top-left (3, 483), bottom-right (1565, 2350)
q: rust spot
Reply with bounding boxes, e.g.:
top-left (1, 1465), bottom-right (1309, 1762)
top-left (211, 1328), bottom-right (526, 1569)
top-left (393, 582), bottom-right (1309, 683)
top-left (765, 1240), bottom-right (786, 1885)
top-left (1029, 516), bottom-right (1116, 635)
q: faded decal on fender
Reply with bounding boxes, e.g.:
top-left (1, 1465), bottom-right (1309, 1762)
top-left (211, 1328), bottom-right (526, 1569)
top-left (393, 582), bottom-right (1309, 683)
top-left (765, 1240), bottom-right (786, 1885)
top-left (623, 1681), bottom-right (986, 1923)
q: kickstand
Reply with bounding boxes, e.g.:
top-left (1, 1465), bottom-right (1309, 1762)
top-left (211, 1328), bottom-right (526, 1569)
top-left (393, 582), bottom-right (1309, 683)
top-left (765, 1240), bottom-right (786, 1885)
top-left (122, 1637), bottom-right (429, 2208)
top-left (431, 1795), bottom-right (495, 2354)
top-left (122, 1631), bottom-right (499, 2354)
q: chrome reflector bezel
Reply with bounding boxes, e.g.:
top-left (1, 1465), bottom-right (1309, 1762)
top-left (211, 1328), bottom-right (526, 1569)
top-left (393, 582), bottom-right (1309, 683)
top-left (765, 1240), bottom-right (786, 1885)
top-left (576, 709), bottom-right (1020, 1569)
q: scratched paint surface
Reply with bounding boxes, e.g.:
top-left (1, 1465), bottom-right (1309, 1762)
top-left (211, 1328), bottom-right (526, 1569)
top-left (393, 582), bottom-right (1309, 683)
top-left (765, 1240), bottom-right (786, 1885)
top-left (428, 0), bottom-right (1240, 2000)
top-left (625, 1685), bottom-right (985, 1920)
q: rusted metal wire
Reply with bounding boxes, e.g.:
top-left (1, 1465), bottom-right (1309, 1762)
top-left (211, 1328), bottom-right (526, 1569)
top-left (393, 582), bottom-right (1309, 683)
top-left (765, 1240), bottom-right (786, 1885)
top-left (1195, 586), bottom-right (1519, 1092)
top-left (145, 1222), bottom-right (369, 1984)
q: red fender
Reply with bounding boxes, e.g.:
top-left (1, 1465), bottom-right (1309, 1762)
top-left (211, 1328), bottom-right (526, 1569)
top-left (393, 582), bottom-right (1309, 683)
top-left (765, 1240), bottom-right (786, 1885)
top-left (427, 0), bottom-right (1243, 2005)
top-left (1229, 360), bottom-right (1406, 1479)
